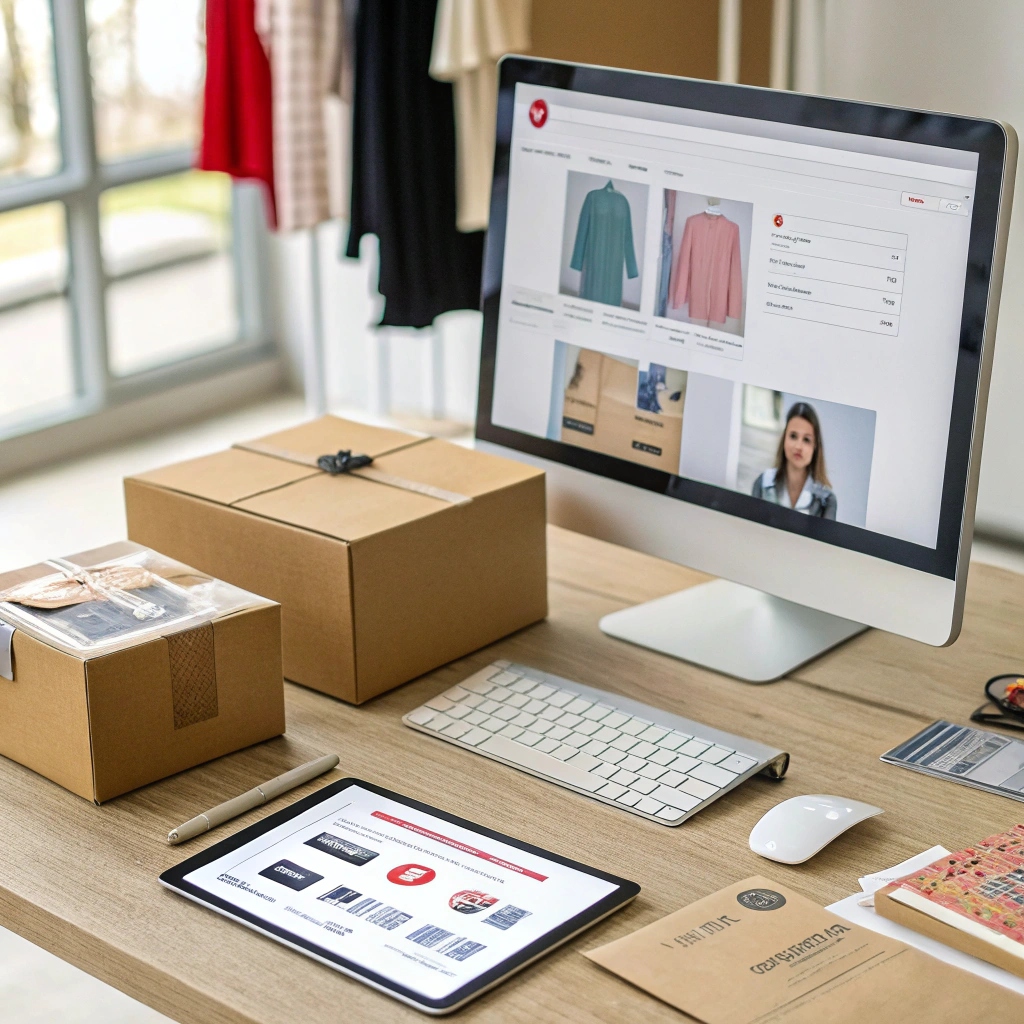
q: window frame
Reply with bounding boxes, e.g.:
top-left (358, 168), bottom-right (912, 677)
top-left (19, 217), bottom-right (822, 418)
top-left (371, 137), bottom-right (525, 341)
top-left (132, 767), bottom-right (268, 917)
top-left (0, 0), bottom-right (273, 443)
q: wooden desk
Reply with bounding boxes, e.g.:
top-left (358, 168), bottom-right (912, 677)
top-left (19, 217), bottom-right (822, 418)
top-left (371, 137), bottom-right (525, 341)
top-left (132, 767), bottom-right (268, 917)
top-left (2, 525), bottom-right (1022, 1023)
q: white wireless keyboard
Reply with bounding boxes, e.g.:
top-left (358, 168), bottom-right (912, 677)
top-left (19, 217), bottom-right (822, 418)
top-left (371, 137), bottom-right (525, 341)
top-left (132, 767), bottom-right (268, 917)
top-left (403, 660), bottom-right (789, 826)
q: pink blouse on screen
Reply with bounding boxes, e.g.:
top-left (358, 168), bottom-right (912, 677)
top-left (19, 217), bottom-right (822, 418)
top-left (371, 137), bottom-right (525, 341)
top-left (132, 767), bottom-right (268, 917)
top-left (669, 212), bottom-right (743, 324)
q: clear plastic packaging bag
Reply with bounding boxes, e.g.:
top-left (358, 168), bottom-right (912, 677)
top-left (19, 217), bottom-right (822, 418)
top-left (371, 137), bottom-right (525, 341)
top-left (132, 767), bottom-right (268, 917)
top-left (0, 545), bottom-right (269, 657)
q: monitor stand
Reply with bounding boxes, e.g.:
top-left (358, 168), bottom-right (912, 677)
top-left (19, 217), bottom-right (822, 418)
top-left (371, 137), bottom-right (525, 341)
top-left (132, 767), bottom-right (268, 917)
top-left (598, 579), bottom-right (867, 683)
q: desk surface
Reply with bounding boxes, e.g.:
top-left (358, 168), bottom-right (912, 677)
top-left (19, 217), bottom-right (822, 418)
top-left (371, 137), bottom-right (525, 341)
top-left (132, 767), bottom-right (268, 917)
top-left (2, 526), bottom-right (1023, 1024)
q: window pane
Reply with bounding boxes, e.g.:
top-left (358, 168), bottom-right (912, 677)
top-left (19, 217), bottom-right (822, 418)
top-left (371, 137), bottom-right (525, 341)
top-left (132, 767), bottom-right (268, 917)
top-left (0, 0), bottom-right (60, 180)
top-left (0, 202), bottom-right (74, 427)
top-left (87, 0), bottom-right (204, 161)
top-left (102, 170), bottom-right (238, 377)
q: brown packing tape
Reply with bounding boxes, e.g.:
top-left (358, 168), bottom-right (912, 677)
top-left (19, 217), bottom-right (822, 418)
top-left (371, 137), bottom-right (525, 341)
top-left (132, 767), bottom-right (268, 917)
top-left (233, 440), bottom-right (473, 506)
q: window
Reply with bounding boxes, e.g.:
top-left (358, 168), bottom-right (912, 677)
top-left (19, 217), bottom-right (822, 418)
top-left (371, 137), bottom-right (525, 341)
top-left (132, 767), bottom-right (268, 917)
top-left (0, 1), bottom-right (269, 442)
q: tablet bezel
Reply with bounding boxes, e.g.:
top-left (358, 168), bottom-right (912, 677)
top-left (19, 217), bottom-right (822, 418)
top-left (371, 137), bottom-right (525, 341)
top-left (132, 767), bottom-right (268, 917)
top-left (159, 778), bottom-right (641, 1015)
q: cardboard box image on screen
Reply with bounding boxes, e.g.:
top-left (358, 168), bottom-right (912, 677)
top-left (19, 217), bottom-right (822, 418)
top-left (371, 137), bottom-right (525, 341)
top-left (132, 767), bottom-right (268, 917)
top-left (0, 542), bottom-right (284, 803)
top-left (124, 416), bottom-right (548, 704)
top-left (559, 345), bottom-right (685, 473)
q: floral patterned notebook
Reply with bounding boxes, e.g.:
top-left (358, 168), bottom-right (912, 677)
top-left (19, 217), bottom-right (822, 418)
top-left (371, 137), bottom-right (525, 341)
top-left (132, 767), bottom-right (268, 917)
top-left (890, 825), bottom-right (1024, 945)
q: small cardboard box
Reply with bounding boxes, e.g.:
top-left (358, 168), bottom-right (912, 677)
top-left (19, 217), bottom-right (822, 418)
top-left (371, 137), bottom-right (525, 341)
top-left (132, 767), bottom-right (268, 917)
top-left (123, 416), bottom-right (548, 704)
top-left (0, 542), bottom-right (285, 803)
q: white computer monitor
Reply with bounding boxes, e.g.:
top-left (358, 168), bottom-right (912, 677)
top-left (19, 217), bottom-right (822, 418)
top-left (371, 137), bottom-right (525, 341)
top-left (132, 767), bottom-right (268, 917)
top-left (475, 57), bottom-right (1017, 682)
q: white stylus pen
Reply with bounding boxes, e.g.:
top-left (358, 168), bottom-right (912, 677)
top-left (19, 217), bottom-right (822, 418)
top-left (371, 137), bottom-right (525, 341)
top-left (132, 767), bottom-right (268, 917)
top-left (167, 754), bottom-right (340, 845)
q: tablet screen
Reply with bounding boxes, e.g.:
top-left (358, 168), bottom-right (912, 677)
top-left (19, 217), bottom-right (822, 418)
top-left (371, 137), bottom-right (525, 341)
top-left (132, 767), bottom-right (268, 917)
top-left (166, 781), bottom-right (635, 1009)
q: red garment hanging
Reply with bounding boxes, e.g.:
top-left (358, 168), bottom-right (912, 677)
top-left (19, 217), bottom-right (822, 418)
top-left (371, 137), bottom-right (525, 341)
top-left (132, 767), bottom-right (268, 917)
top-left (199, 0), bottom-right (277, 228)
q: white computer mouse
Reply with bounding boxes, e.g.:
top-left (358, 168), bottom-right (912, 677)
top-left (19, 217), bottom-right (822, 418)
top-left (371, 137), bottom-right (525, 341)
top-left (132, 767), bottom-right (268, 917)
top-left (749, 794), bottom-right (883, 864)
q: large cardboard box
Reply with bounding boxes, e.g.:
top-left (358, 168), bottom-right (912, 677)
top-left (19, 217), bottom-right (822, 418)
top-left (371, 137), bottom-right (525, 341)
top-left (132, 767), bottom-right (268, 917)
top-left (0, 542), bottom-right (284, 803)
top-left (124, 416), bottom-right (548, 704)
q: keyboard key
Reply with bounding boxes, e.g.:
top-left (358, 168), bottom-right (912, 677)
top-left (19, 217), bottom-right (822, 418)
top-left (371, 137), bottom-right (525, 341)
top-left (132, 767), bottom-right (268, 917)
top-left (551, 745), bottom-right (579, 761)
top-left (538, 705), bottom-right (564, 721)
top-left (490, 686), bottom-right (513, 701)
top-left (516, 731), bottom-right (543, 747)
top-left (637, 726), bottom-right (669, 743)
top-left (558, 713), bottom-right (584, 729)
top-left (637, 762), bottom-right (668, 780)
top-left (616, 790), bottom-right (642, 807)
top-left (597, 749), bottom-right (627, 764)
top-left (611, 769), bottom-right (638, 786)
top-left (535, 737), bottom-right (560, 753)
top-left (582, 740), bottom-right (607, 756)
top-left (583, 704), bottom-right (615, 721)
top-left (511, 712), bottom-right (536, 728)
top-left (630, 777), bottom-right (658, 795)
top-left (620, 718), bottom-right (651, 736)
top-left (529, 683), bottom-right (555, 700)
top-left (442, 721), bottom-right (472, 738)
top-left (460, 727), bottom-right (491, 746)
top-left (465, 710), bottom-right (488, 726)
top-left (406, 706), bottom-right (436, 726)
top-left (463, 677), bottom-right (496, 695)
top-left (670, 754), bottom-right (701, 773)
top-left (635, 797), bottom-right (665, 815)
top-left (532, 720), bottom-right (554, 735)
top-left (426, 695), bottom-right (456, 712)
top-left (447, 705), bottom-right (473, 720)
top-left (566, 751), bottom-right (603, 772)
top-left (602, 711), bottom-right (631, 729)
top-left (655, 733), bottom-right (685, 750)
top-left (477, 699), bottom-right (501, 715)
top-left (610, 735), bottom-right (639, 752)
top-left (524, 699), bottom-right (547, 715)
top-left (509, 678), bottom-right (537, 693)
top-left (488, 670), bottom-right (519, 686)
top-left (653, 786), bottom-right (701, 811)
top-left (546, 724), bottom-right (571, 740)
top-left (698, 745), bottom-right (734, 764)
top-left (659, 770), bottom-right (685, 787)
top-left (689, 762), bottom-right (738, 787)
top-left (564, 733), bottom-right (591, 748)
top-left (564, 698), bottom-right (593, 715)
top-left (545, 690), bottom-right (575, 708)
top-left (597, 781), bottom-right (627, 799)
top-left (443, 684), bottom-right (472, 701)
top-left (719, 754), bottom-right (758, 774)
top-left (499, 724), bottom-right (524, 739)
top-left (619, 754), bottom-right (646, 773)
top-left (424, 713), bottom-right (454, 731)
top-left (460, 693), bottom-right (484, 708)
top-left (679, 739), bottom-right (710, 757)
top-left (648, 748), bottom-right (677, 766)
top-left (477, 735), bottom-right (605, 792)
top-left (630, 741), bottom-right (658, 759)
top-left (506, 693), bottom-right (530, 709)
top-left (591, 762), bottom-right (619, 779)
top-left (656, 806), bottom-right (686, 821)
top-left (481, 716), bottom-right (505, 732)
top-left (593, 726), bottom-right (621, 744)
top-left (493, 706), bottom-right (519, 721)
top-left (575, 720), bottom-right (601, 736)
top-left (678, 777), bottom-right (718, 800)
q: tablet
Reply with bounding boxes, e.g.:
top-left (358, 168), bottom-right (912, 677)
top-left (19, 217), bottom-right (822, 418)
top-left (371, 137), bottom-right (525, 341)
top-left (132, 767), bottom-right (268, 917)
top-left (160, 778), bottom-right (640, 1014)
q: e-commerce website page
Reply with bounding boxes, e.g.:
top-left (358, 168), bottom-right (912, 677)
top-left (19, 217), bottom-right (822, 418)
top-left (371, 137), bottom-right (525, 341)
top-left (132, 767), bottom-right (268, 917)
top-left (490, 84), bottom-right (979, 548)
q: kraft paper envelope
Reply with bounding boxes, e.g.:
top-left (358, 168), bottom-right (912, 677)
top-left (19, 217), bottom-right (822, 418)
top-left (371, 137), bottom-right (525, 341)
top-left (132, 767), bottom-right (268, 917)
top-left (584, 875), bottom-right (1024, 1023)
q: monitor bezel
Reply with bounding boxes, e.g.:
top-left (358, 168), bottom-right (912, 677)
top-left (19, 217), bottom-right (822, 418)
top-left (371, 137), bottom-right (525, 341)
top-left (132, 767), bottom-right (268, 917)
top-left (475, 56), bottom-right (1010, 581)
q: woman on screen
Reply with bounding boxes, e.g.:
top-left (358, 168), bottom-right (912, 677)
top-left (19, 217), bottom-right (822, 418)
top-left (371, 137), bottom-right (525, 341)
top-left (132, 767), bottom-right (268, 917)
top-left (751, 402), bottom-right (837, 519)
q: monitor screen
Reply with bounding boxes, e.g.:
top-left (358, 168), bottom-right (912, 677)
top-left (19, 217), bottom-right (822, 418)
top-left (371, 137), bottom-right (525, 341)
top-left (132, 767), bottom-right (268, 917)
top-left (478, 61), bottom-right (1005, 580)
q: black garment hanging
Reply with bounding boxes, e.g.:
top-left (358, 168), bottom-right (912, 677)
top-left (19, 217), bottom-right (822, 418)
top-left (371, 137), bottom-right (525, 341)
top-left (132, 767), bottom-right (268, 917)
top-left (346, 0), bottom-right (483, 328)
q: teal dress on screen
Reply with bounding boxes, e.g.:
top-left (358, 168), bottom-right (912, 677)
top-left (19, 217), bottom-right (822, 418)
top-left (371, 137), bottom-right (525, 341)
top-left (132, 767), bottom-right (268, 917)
top-left (569, 181), bottom-right (639, 306)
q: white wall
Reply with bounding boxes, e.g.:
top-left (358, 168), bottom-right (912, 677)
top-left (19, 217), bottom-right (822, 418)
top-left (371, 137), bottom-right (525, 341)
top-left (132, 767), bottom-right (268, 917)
top-left (820, 0), bottom-right (1024, 539)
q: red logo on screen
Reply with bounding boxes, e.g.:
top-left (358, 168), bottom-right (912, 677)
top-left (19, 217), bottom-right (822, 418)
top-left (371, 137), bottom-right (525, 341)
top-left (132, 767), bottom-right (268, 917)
top-left (529, 99), bottom-right (548, 128)
top-left (773, 214), bottom-right (784, 227)
top-left (387, 864), bottom-right (436, 886)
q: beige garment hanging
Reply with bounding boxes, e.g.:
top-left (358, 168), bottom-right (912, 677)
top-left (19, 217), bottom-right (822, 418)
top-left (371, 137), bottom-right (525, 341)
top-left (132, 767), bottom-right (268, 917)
top-left (430, 0), bottom-right (531, 233)
top-left (255, 0), bottom-right (336, 231)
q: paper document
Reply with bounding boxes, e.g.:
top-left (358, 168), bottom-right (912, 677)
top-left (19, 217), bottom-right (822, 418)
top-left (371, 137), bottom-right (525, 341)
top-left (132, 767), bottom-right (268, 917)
top-left (584, 875), bottom-right (1024, 1023)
